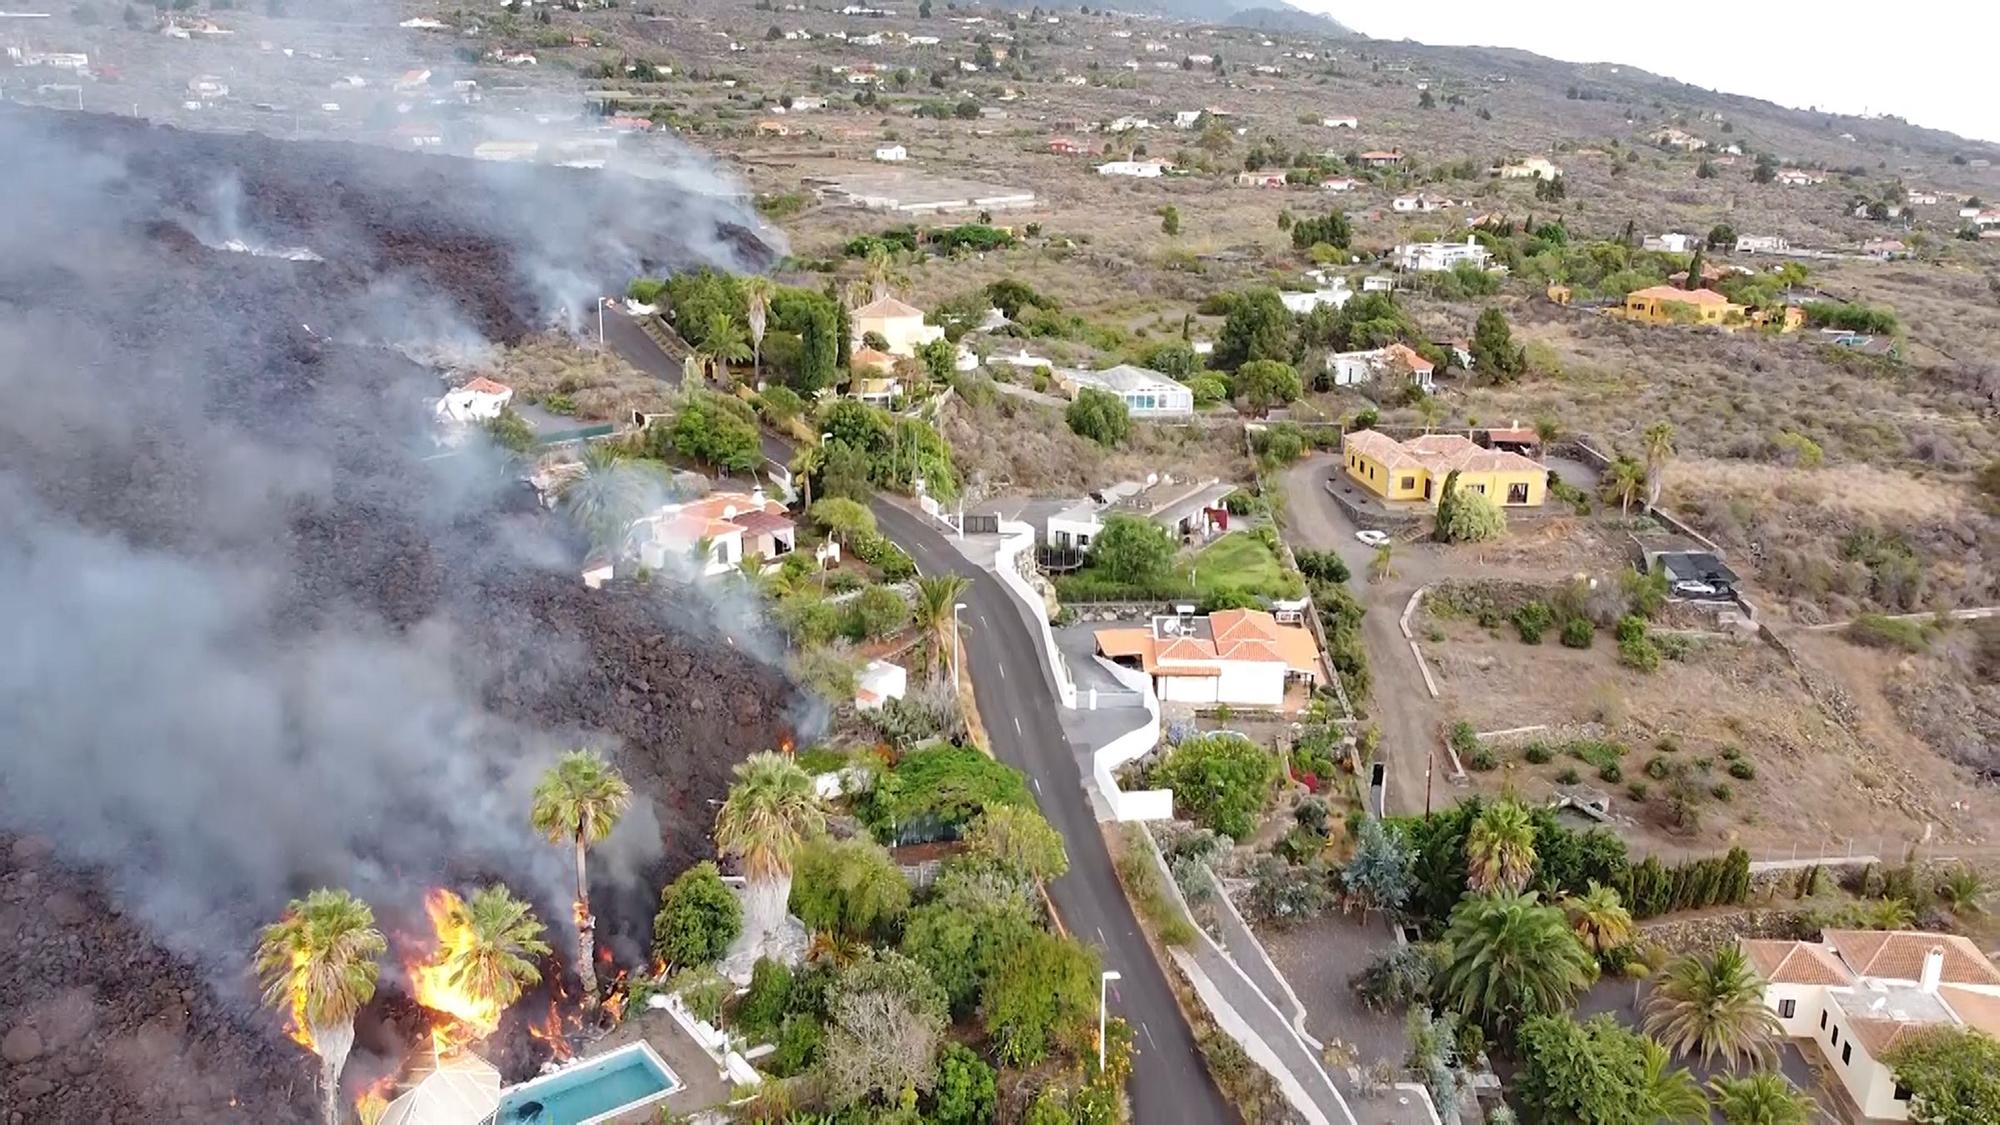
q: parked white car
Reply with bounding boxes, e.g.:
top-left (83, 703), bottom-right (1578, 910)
top-left (1355, 530), bottom-right (1391, 547)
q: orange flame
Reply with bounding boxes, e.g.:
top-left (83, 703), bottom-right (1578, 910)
top-left (354, 1074), bottom-right (395, 1124)
top-left (406, 889), bottom-right (503, 1052)
top-left (282, 950), bottom-right (316, 1050)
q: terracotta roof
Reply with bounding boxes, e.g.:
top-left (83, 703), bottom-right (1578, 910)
top-left (1741, 939), bottom-right (1855, 986)
top-left (1842, 1014), bottom-right (1927, 1059)
top-left (1823, 931), bottom-right (2000, 986)
top-left (1381, 342), bottom-right (1434, 374)
top-left (1094, 611), bottom-right (1319, 679)
top-left (1627, 285), bottom-right (1734, 307)
top-left (852, 347), bottom-right (897, 372)
top-left (852, 295), bottom-right (925, 319)
top-left (1940, 986), bottom-right (2000, 1037)
top-left (1345, 430), bottom-right (1546, 478)
top-left (460, 376), bottom-right (512, 396)
top-left (732, 508), bottom-right (797, 536)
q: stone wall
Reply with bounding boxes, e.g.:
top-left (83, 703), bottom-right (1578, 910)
top-left (1639, 907), bottom-right (1817, 955)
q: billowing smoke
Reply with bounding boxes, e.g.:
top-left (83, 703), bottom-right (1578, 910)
top-left (0, 99), bottom-right (789, 1009)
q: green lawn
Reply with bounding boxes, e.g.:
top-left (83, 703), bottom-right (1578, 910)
top-left (1180, 532), bottom-right (1304, 600)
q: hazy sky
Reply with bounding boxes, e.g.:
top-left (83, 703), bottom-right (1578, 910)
top-left (1288, 2), bottom-right (1995, 145)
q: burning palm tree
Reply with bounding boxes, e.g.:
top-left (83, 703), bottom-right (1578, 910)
top-left (530, 749), bottom-right (631, 1004)
top-left (254, 888), bottom-right (386, 1125)
top-left (438, 885), bottom-right (550, 1013)
top-left (714, 751), bottom-right (825, 959)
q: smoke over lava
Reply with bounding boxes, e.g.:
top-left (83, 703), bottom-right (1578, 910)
top-left (0, 104), bottom-right (794, 1120)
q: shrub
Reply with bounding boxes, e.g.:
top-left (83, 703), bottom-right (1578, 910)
top-left (1469, 746), bottom-right (1498, 771)
top-left (1846, 614), bottom-right (1934, 653)
top-left (1296, 548), bottom-right (1350, 584)
top-left (1711, 783), bottom-right (1735, 802)
top-left (1727, 759), bottom-right (1757, 781)
top-left (1560, 618), bottom-right (1595, 648)
top-left (1598, 762), bottom-right (1623, 783)
top-left (1448, 721), bottom-right (1480, 757)
top-left (653, 861), bottom-right (743, 969)
top-left (1645, 756), bottom-right (1672, 780)
top-left (1615, 616), bottom-right (1660, 671)
top-left (736, 958), bottom-right (795, 1039)
top-left (1065, 386), bottom-right (1132, 447)
top-left (1153, 734), bottom-right (1280, 840)
top-left (1556, 767), bottom-right (1581, 785)
top-left (1241, 855), bottom-right (1332, 927)
top-left (1524, 743), bottom-right (1553, 765)
top-left (1625, 782), bottom-right (1650, 802)
top-left (1512, 601), bottom-right (1554, 644)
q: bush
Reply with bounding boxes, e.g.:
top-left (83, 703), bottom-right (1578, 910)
top-left (736, 958), bottom-right (795, 1039)
top-left (855, 744), bottom-right (1033, 844)
top-left (1065, 386), bottom-right (1132, 447)
top-left (1153, 734), bottom-right (1280, 840)
top-left (1556, 767), bottom-right (1581, 785)
top-left (1296, 548), bottom-right (1350, 584)
top-left (1512, 601), bottom-right (1554, 644)
top-left (653, 861), bottom-right (743, 969)
top-left (1241, 855), bottom-right (1332, 927)
top-left (1727, 759), bottom-right (1757, 781)
top-left (1524, 743), bottom-right (1553, 765)
top-left (1468, 746), bottom-right (1498, 772)
top-left (1846, 614), bottom-right (1934, 653)
top-left (1645, 756), bottom-right (1672, 780)
top-left (1560, 618), bottom-right (1595, 648)
top-left (1711, 783), bottom-right (1735, 802)
top-left (1625, 782), bottom-right (1650, 802)
top-left (1598, 762), bottom-right (1623, 783)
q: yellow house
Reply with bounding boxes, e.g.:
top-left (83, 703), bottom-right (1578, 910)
top-left (850, 295), bottom-right (945, 358)
top-left (1342, 431), bottom-right (1547, 508)
top-left (1621, 285), bottom-right (1746, 327)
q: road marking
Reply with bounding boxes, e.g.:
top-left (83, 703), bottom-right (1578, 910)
top-left (1033, 776), bottom-right (1042, 794)
top-left (1013, 716), bottom-right (1023, 735)
top-left (1143, 1022), bottom-right (1159, 1049)
top-left (1097, 926), bottom-right (1106, 944)
top-left (997, 662), bottom-right (1006, 680)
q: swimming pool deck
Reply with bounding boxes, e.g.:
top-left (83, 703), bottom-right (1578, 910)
top-left (584, 1006), bottom-right (733, 1121)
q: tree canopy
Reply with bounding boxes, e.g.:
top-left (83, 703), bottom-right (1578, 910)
top-left (1153, 733), bottom-right (1279, 840)
top-left (1887, 1027), bottom-right (2000, 1125)
top-left (652, 861), bottom-right (742, 969)
top-left (1066, 386), bottom-right (1133, 447)
top-left (1212, 287), bottom-right (1294, 371)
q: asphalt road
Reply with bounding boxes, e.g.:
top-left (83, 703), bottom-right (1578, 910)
top-left (601, 311), bottom-right (1234, 1121)
top-left (869, 501), bottom-right (1236, 1125)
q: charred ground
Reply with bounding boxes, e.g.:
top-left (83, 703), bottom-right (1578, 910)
top-left (0, 106), bottom-right (785, 1123)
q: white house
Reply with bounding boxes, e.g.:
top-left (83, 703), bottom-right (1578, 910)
top-left (1642, 233), bottom-right (1698, 254)
top-left (1096, 609), bottom-right (1321, 709)
top-left (1905, 189), bottom-right (1940, 205)
top-left (790, 95), bottom-right (828, 111)
top-left (851, 295), bottom-right (944, 357)
top-left (1320, 176), bottom-right (1361, 192)
top-left (1392, 237), bottom-right (1492, 273)
top-left (433, 377), bottom-right (514, 436)
top-left (1327, 342), bottom-right (1435, 391)
top-left (1108, 115), bottom-right (1154, 133)
top-left (1321, 115), bottom-right (1358, 129)
top-left (1392, 192), bottom-right (1452, 213)
top-left (1055, 364), bottom-right (1193, 418)
top-left (1362, 275), bottom-right (1396, 293)
top-left (873, 144), bottom-right (907, 162)
top-left (854, 660), bottom-right (908, 711)
top-left (1777, 169), bottom-right (1825, 186)
top-left (628, 488), bottom-right (797, 579)
top-left (1497, 156), bottom-right (1561, 180)
top-left (1651, 126), bottom-right (1708, 151)
top-left (1735, 234), bottom-right (1791, 254)
top-left (1045, 474), bottom-right (1232, 551)
top-left (1743, 930), bottom-right (2000, 1122)
top-left (1172, 110), bottom-right (1203, 129)
top-left (1097, 160), bottom-right (1167, 178)
top-left (1281, 282), bottom-right (1352, 314)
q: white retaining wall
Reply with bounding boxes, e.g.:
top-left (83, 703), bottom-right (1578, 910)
top-left (993, 518), bottom-right (1077, 707)
top-left (1091, 657), bottom-right (1174, 821)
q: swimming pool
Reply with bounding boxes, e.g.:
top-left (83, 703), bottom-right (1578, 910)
top-left (492, 1041), bottom-right (682, 1125)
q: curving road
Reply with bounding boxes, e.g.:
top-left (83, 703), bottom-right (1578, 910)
top-left (601, 313), bottom-right (1235, 1123)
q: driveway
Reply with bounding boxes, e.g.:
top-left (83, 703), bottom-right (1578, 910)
top-left (1278, 455), bottom-right (1446, 817)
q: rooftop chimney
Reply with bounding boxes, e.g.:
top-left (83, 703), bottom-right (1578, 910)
top-left (1920, 946), bottom-right (1944, 993)
top-left (751, 484), bottom-right (766, 507)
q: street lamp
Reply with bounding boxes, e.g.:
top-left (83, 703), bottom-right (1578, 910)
top-left (951, 602), bottom-right (968, 695)
top-left (1099, 970), bottom-right (1123, 1073)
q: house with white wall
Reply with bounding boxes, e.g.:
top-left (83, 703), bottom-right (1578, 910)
top-left (1742, 930), bottom-right (2000, 1121)
top-left (1392, 237), bottom-right (1492, 272)
top-left (1055, 364), bottom-right (1193, 418)
top-left (1044, 475), bottom-right (1234, 551)
top-left (1097, 159), bottom-right (1168, 178)
top-left (627, 487), bottom-right (796, 578)
top-left (1326, 342), bottom-right (1435, 391)
top-left (1642, 232), bottom-right (1698, 253)
top-left (1095, 609), bottom-right (1321, 709)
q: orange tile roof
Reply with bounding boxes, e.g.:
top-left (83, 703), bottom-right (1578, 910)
top-left (1381, 342), bottom-right (1435, 374)
top-left (1344, 430), bottom-right (1546, 478)
top-left (1094, 612), bottom-right (1319, 679)
top-left (1823, 931), bottom-right (2000, 987)
top-left (1742, 939), bottom-right (1855, 986)
top-left (852, 347), bottom-right (897, 372)
top-left (1627, 284), bottom-right (1734, 307)
top-left (1842, 1014), bottom-right (1927, 1058)
top-left (460, 376), bottom-right (512, 395)
top-left (1940, 986), bottom-right (2000, 1037)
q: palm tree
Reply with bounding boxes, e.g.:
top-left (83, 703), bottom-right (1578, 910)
top-left (1603, 456), bottom-right (1646, 516)
top-left (560, 445), bottom-right (647, 552)
top-left (701, 311), bottom-right (752, 384)
top-left (1643, 946), bottom-right (1781, 1068)
top-left (255, 888), bottom-right (387, 1125)
top-left (1563, 880), bottom-right (1635, 956)
top-left (861, 245), bottom-right (908, 300)
top-left (1640, 1036), bottom-right (1710, 1122)
top-left (1436, 891), bottom-right (1597, 1035)
top-left (441, 885), bottom-right (551, 1012)
top-left (1414, 393), bottom-right (1445, 433)
top-left (1464, 800), bottom-right (1537, 895)
top-left (1709, 1071), bottom-right (1816, 1125)
top-left (530, 749), bottom-right (632, 1002)
top-left (1936, 865), bottom-right (1989, 916)
top-left (1642, 421), bottom-right (1675, 510)
top-left (1368, 543), bottom-right (1395, 583)
top-left (714, 751), bottom-right (827, 959)
top-left (911, 574), bottom-right (971, 684)
top-left (743, 277), bottom-right (775, 385)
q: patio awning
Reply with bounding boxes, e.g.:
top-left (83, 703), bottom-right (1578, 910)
top-left (378, 1050), bottom-right (502, 1125)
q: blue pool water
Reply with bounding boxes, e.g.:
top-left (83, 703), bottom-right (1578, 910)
top-left (495, 1043), bottom-right (681, 1125)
